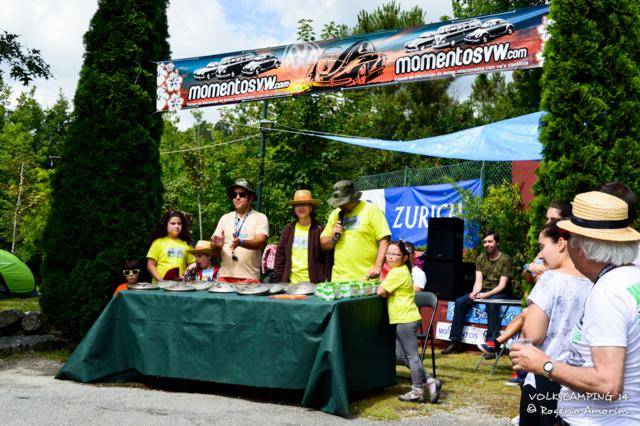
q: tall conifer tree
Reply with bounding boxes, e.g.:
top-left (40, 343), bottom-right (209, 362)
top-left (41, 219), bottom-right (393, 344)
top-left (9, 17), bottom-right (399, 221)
top-left (41, 0), bottom-right (170, 340)
top-left (532, 0), bottom-right (640, 222)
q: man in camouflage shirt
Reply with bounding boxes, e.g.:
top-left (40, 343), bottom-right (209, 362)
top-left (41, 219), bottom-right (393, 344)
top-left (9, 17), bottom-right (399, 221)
top-left (442, 230), bottom-right (513, 355)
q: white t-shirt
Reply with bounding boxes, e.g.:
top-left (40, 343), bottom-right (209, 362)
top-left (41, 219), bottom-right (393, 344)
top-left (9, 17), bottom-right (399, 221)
top-left (558, 266), bottom-right (640, 424)
top-left (528, 270), bottom-right (592, 362)
top-left (411, 266), bottom-right (426, 290)
top-left (213, 210), bottom-right (269, 280)
top-left (523, 270), bottom-right (591, 388)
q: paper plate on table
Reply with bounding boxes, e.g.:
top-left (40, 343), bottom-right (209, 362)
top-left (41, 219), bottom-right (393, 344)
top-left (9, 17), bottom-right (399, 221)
top-left (163, 283), bottom-right (196, 292)
top-left (209, 282), bottom-right (236, 293)
top-left (189, 280), bottom-right (213, 291)
top-left (286, 283), bottom-right (316, 295)
top-left (236, 284), bottom-right (270, 296)
top-left (156, 280), bottom-right (178, 289)
top-left (126, 282), bottom-right (159, 291)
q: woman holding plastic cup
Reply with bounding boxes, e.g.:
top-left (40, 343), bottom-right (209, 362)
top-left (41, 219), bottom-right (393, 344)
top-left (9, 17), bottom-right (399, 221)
top-left (513, 220), bottom-right (592, 425)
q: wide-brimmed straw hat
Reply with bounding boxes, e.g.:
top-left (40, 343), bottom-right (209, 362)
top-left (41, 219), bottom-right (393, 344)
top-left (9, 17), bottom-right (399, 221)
top-left (187, 240), bottom-right (216, 255)
top-left (327, 180), bottom-right (361, 207)
top-left (226, 178), bottom-right (256, 196)
top-left (557, 191), bottom-right (640, 242)
top-left (291, 189), bottom-right (320, 207)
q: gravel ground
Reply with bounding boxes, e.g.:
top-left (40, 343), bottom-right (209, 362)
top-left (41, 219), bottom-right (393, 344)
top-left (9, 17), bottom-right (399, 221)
top-left (0, 357), bottom-right (512, 425)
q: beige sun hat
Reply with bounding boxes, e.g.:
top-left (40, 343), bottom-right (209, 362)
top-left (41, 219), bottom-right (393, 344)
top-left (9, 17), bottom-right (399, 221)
top-left (291, 189), bottom-right (320, 207)
top-left (187, 240), bottom-right (216, 255)
top-left (557, 191), bottom-right (640, 242)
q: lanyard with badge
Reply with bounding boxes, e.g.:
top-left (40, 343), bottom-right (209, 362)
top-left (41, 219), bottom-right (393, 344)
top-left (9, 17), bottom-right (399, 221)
top-left (232, 209), bottom-right (251, 261)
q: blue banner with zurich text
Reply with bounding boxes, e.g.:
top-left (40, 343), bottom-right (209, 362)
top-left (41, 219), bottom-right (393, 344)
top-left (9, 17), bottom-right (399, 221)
top-left (381, 179), bottom-right (481, 248)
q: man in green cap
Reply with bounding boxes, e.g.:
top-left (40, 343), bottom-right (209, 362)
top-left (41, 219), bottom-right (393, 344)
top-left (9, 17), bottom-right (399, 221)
top-left (321, 180), bottom-right (391, 281)
top-left (211, 178), bottom-right (269, 283)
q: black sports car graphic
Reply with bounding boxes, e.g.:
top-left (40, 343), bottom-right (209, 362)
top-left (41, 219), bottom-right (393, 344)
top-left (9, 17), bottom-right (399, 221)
top-left (241, 54), bottom-right (281, 76)
top-left (433, 19), bottom-right (482, 49)
top-left (464, 18), bottom-right (515, 44)
top-left (216, 53), bottom-right (256, 79)
top-left (404, 31), bottom-right (436, 52)
top-left (194, 61), bottom-right (220, 80)
top-left (307, 40), bottom-right (386, 88)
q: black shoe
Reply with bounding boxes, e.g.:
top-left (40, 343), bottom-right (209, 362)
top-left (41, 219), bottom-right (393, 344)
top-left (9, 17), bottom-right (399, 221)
top-left (441, 342), bottom-right (463, 355)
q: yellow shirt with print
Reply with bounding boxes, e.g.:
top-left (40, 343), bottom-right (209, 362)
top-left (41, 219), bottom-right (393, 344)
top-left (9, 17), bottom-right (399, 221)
top-left (290, 223), bottom-right (311, 283)
top-left (321, 201), bottom-right (391, 282)
top-left (381, 266), bottom-right (422, 324)
top-left (146, 237), bottom-right (195, 281)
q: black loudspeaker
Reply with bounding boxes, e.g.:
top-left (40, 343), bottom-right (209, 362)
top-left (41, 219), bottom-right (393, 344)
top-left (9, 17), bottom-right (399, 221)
top-left (424, 261), bottom-right (463, 300)
top-left (425, 217), bottom-right (464, 263)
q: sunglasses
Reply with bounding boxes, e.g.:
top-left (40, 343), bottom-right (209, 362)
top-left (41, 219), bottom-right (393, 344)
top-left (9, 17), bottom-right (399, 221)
top-left (228, 191), bottom-right (248, 199)
top-left (123, 269), bottom-right (140, 276)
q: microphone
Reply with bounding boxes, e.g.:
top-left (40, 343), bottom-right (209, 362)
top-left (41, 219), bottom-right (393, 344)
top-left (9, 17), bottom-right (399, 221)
top-left (334, 209), bottom-right (345, 241)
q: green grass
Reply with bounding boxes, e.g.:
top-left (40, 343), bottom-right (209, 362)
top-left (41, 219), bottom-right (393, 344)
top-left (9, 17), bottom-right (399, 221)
top-left (350, 352), bottom-right (520, 420)
top-left (0, 296), bottom-right (40, 312)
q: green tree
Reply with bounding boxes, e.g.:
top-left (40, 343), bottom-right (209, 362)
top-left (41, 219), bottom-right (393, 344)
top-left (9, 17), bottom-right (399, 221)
top-left (531, 0), bottom-right (640, 226)
top-left (0, 90), bottom-right (69, 277)
top-left (0, 31), bottom-right (51, 85)
top-left (40, 0), bottom-right (170, 340)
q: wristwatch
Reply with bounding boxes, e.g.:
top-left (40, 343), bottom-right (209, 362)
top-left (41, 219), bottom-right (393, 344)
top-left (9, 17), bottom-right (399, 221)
top-left (542, 360), bottom-right (554, 378)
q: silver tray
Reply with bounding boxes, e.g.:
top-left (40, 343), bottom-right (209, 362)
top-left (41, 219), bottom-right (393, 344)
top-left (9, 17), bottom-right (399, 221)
top-left (209, 282), bottom-right (236, 293)
top-left (236, 284), bottom-right (270, 296)
top-left (286, 283), bottom-right (316, 295)
top-left (189, 280), bottom-right (214, 291)
top-left (156, 280), bottom-right (178, 289)
top-left (163, 283), bottom-right (196, 292)
top-left (269, 283), bottom-right (287, 294)
top-left (127, 282), bottom-right (159, 291)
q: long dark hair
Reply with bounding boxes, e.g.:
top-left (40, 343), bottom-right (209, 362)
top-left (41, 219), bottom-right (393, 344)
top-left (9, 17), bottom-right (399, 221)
top-left (389, 240), bottom-right (412, 270)
top-left (149, 210), bottom-right (192, 245)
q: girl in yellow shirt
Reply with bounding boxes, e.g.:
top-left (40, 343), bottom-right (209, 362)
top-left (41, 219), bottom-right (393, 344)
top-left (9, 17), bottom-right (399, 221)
top-left (146, 210), bottom-right (194, 282)
top-left (377, 240), bottom-right (442, 403)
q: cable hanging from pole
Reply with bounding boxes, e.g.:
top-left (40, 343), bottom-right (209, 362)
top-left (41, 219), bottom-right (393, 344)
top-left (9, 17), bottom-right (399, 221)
top-left (160, 134), bottom-right (260, 155)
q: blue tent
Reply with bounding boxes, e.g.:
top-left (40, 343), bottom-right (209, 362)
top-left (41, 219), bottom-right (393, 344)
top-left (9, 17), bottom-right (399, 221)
top-left (317, 111), bottom-right (544, 161)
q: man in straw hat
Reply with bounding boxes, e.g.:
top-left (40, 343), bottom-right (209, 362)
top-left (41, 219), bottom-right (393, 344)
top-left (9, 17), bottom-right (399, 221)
top-left (211, 178), bottom-right (269, 283)
top-left (320, 180), bottom-right (391, 282)
top-left (510, 191), bottom-right (640, 424)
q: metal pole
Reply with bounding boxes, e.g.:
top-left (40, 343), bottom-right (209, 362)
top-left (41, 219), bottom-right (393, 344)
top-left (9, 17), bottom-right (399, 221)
top-left (257, 100), bottom-right (268, 211)
top-left (11, 162), bottom-right (25, 254)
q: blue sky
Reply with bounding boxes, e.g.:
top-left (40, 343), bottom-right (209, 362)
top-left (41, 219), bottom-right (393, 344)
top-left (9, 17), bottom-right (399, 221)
top-left (0, 0), bottom-right (484, 129)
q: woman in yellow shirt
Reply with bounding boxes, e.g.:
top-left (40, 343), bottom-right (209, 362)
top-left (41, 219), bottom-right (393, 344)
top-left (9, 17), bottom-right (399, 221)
top-left (377, 240), bottom-right (442, 403)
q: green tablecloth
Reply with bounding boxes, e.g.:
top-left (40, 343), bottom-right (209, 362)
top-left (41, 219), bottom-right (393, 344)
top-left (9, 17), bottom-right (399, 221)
top-left (56, 291), bottom-right (396, 416)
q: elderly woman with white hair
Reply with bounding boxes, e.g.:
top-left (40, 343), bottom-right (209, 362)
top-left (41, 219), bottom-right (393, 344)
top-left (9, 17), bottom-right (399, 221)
top-left (511, 191), bottom-right (640, 425)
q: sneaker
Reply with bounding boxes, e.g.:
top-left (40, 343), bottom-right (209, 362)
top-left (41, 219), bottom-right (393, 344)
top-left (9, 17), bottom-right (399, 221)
top-left (426, 377), bottom-right (443, 403)
top-left (398, 387), bottom-right (425, 403)
top-left (441, 342), bottom-right (463, 355)
top-left (505, 371), bottom-right (523, 387)
top-left (482, 351), bottom-right (496, 360)
top-left (477, 340), bottom-right (498, 355)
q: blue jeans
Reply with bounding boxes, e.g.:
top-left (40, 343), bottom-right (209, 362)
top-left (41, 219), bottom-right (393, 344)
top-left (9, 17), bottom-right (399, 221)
top-left (449, 292), bottom-right (508, 343)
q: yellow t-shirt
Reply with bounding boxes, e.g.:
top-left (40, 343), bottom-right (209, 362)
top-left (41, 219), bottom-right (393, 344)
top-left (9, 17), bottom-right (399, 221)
top-left (289, 223), bottom-right (311, 283)
top-left (381, 266), bottom-right (422, 324)
top-left (321, 201), bottom-right (391, 282)
top-left (146, 237), bottom-right (195, 282)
